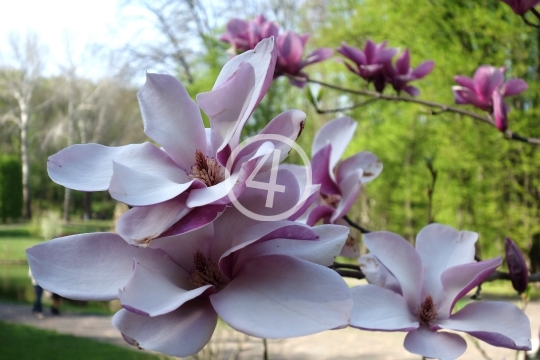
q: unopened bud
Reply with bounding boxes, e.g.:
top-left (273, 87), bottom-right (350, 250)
top-left (505, 237), bottom-right (529, 294)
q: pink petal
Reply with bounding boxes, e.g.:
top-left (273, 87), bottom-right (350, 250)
top-left (26, 233), bottom-right (168, 301)
top-left (363, 231), bottom-right (423, 309)
top-left (112, 299), bottom-right (217, 357)
top-left (493, 90), bottom-right (509, 131)
top-left (452, 86), bottom-right (488, 109)
top-left (374, 47), bottom-right (398, 64)
top-left (474, 65), bottom-right (504, 104)
top-left (336, 151), bottom-right (383, 185)
top-left (438, 257), bottom-right (502, 317)
top-left (350, 284), bottom-right (418, 331)
top-left (412, 61), bottom-right (435, 79)
top-left (501, 78), bottom-right (528, 97)
top-left (306, 205), bottom-right (335, 226)
top-left (218, 220), bottom-right (320, 276)
top-left (415, 224), bottom-right (477, 301)
top-left (403, 85), bottom-right (420, 97)
top-left (312, 117), bottom-right (357, 175)
top-left (197, 62), bottom-right (256, 157)
top-left (437, 301), bottom-right (531, 350)
top-left (159, 204), bottom-right (226, 238)
top-left (404, 327), bottom-right (467, 359)
top-left (337, 42), bottom-right (367, 65)
top-left (228, 167), bottom-right (302, 221)
top-left (210, 254), bottom-right (352, 338)
top-left (109, 161), bottom-right (193, 206)
top-left (149, 223), bottom-right (215, 271)
top-left (453, 75), bottom-right (475, 90)
top-left (280, 163), bottom-right (320, 221)
top-left (47, 143), bottom-right (148, 191)
top-left (116, 195), bottom-right (191, 245)
top-left (210, 37), bottom-right (277, 152)
top-left (396, 49), bottom-right (410, 75)
top-left (139, 73), bottom-right (206, 171)
top-left (119, 260), bottom-right (212, 317)
top-left (331, 169), bottom-right (362, 222)
top-left (301, 48), bottom-right (333, 67)
top-left (311, 145), bottom-right (341, 195)
top-left (358, 254), bottom-right (402, 294)
top-left (232, 224), bottom-right (349, 271)
top-left (232, 109), bottom-right (306, 169)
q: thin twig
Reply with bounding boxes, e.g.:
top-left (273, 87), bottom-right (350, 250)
top-left (343, 215), bottom-right (371, 233)
top-left (313, 98), bottom-right (380, 114)
top-left (469, 335), bottom-right (494, 360)
top-left (302, 77), bottom-right (540, 145)
top-left (263, 338), bottom-right (268, 360)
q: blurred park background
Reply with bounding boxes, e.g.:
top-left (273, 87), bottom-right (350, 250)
top-left (1, 0), bottom-right (540, 358)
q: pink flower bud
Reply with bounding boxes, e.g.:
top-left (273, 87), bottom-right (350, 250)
top-left (505, 237), bottom-right (529, 294)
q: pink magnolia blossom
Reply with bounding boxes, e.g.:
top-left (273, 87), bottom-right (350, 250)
top-left (452, 65), bottom-right (528, 131)
top-left (505, 237), bottom-right (529, 294)
top-left (384, 49), bottom-right (435, 96)
top-left (337, 40), bottom-right (398, 92)
top-left (290, 117), bottom-right (382, 257)
top-left (501, 0), bottom-right (540, 15)
top-left (219, 14), bottom-right (279, 54)
top-left (47, 38), bottom-right (307, 244)
top-left (27, 206), bottom-right (353, 358)
top-left (274, 31), bottom-right (333, 87)
top-left (353, 224), bottom-right (531, 360)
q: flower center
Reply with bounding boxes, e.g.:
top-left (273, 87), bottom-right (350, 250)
top-left (321, 193), bottom-right (341, 208)
top-left (417, 296), bottom-right (438, 325)
top-left (189, 149), bottom-right (225, 187)
top-left (189, 249), bottom-right (230, 287)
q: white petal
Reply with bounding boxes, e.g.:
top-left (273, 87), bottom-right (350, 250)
top-left (113, 299), bottom-right (217, 357)
top-left (26, 233), bottom-right (168, 301)
top-left (139, 73), bottom-right (206, 170)
top-left (415, 223), bottom-right (477, 301)
top-left (350, 284), bottom-right (418, 331)
top-left (404, 327), bottom-right (466, 360)
top-left (437, 301), bottom-right (531, 350)
top-left (211, 255), bottom-right (352, 338)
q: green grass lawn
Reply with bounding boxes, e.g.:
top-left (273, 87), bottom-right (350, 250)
top-left (0, 321), bottom-right (170, 360)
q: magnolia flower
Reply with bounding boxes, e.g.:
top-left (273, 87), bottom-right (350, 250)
top-left (220, 14), bottom-right (279, 54)
top-left (27, 205), bottom-right (353, 358)
top-left (452, 65), bottom-right (528, 131)
top-left (501, 0), bottom-right (540, 15)
top-left (290, 117), bottom-right (382, 257)
top-left (337, 40), bottom-right (398, 92)
top-left (384, 49), bottom-right (435, 96)
top-left (274, 31), bottom-right (333, 87)
top-left (352, 224), bottom-right (531, 360)
top-left (505, 237), bottom-right (529, 294)
top-left (48, 38), bottom-right (307, 244)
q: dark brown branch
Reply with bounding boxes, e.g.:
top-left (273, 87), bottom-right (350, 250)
top-left (334, 269), bottom-right (365, 280)
top-left (303, 77), bottom-right (540, 145)
top-left (343, 215), bottom-right (371, 234)
top-left (331, 262), bottom-right (361, 270)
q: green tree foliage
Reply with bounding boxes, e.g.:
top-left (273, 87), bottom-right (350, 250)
top-left (0, 155), bottom-right (23, 222)
top-left (304, 0), bottom-right (540, 256)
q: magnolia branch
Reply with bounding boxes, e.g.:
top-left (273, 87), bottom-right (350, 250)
top-left (304, 77), bottom-right (540, 145)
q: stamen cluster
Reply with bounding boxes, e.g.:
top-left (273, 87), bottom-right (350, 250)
top-left (417, 296), bottom-right (437, 325)
top-left (189, 249), bottom-right (230, 287)
top-left (189, 149), bottom-right (225, 187)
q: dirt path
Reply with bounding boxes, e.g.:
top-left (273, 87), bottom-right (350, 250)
top-left (1, 299), bottom-right (538, 359)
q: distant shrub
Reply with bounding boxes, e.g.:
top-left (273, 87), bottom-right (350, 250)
top-left (0, 155), bottom-right (23, 222)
